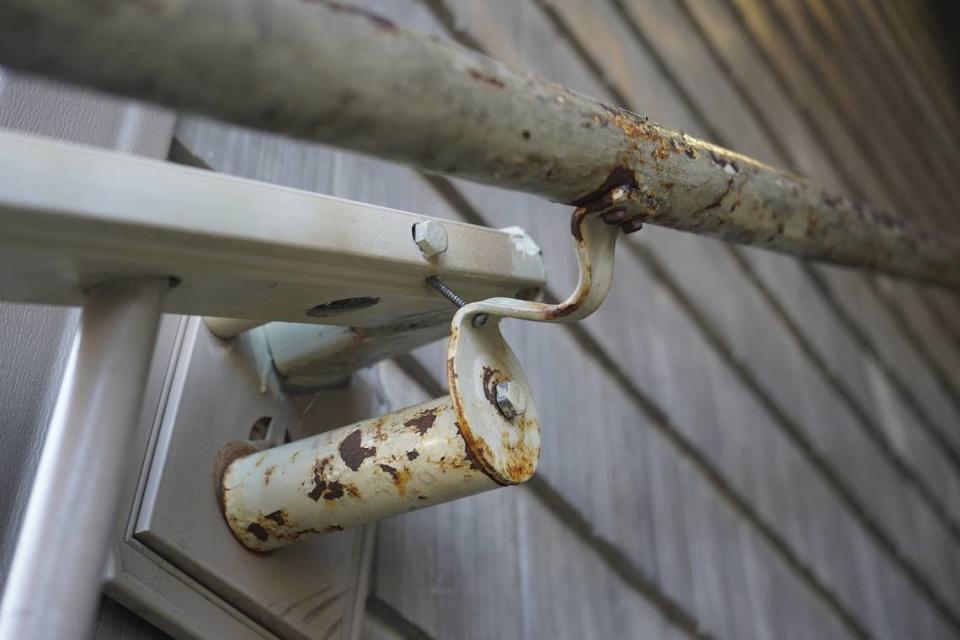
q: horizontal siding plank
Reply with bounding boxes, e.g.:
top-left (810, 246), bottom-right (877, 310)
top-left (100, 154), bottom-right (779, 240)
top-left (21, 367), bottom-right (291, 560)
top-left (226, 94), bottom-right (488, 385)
top-left (759, 0), bottom-right (960, 226)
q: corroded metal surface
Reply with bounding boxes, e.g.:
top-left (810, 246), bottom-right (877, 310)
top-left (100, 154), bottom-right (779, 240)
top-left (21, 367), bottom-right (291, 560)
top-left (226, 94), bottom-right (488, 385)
top-left (218, 185), bottom-right (622, 551)
top-left (0, 0), bottom-right (956, 286)
top-left (219, 396), bottom-right (504, 551)
top-left (445, 205), bottom-right (620, 484)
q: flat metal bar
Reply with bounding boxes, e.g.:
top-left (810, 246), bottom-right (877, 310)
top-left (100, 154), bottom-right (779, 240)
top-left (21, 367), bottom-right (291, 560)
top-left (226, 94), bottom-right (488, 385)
top-left (0, 0), bottom-right (956, 287)
top-left (0, 131), bottom-right (545, 327)
top-left (0, 279), bottom-right (167, 640)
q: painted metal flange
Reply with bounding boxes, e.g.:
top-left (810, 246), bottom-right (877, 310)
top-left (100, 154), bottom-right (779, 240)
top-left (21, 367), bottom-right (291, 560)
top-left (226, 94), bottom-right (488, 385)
top-left (445, 202), bottom-right (625, 486)
top-left (447, 313), bottom-right (541, 486)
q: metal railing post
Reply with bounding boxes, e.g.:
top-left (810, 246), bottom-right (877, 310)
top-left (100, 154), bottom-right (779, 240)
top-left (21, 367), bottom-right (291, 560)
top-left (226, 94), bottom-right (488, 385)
top-left (0, 278), bottom-right (168, 640)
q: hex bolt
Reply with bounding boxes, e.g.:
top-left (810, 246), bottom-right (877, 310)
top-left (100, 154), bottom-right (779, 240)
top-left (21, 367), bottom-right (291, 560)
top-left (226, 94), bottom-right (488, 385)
top-left (412, 219), bottom-right (448, 258)
top-left (495, 380), bottom-right (526, 419)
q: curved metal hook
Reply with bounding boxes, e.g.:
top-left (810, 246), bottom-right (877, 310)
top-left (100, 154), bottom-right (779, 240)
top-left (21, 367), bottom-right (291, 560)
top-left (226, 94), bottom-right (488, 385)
top-left (442, 188), bottom-right (638, 485)
top-left (452, 195), bottom-right (630, 328)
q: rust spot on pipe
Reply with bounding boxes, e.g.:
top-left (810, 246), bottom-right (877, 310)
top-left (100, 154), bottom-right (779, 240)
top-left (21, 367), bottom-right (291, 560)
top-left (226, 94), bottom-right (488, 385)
top-left (377, 462), bottom-right (412, 493)
top-left (247, 523), bottom-right (269, 542)
top-left (394, 468), bottom-right (412, 494)
top-left (379, 463), bottom-right (398, 479)
top-left (307, 455), bottom-right (346, 501)
top-left (309, 477), bottom-right (345, 501)
top-left (568, 165), bottom-right (637, 211)
top-left (468, 69), bottom-right (505, 88)
top-left (570, 207), bottom-right (588, 242)
top-left (454, 421), bottom-right (484, 472)
top-left (371, 417), bottom-right (389, 443)
top-left (506, 416), bottom-right (538, 480)
top-left (213, 440), bottom-right (261, 512)
top-left (544, 296), bottom-right (582, 321)
top-left (707, 150), bottom-right (739, 174)
top-left (407, 450), bottom-right (420, 461)
top-left (307, 478), bottom-right (326, 501)
top-left (265, 510), bottom-right (286, 526)
top-left (263, 465), bottom-right (276, 485)
top-left (403, 407), bottom-right (440, 435)
top-left (695, 177), bottom-right (735, 215)
top-left (447, 356), bottom-right (458, 383)
top-left (323, 481), bottom-right (345, 500)
top-left (464, 433), bottom-right (497, 475)
top-left (651, 138), bottom-right (672, 162)
top-left (338, 429), bottom-right (376, 471)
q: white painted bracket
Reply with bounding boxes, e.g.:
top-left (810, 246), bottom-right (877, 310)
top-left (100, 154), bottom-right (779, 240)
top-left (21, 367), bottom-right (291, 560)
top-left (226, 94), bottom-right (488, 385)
top-left (215, 201), bottom-right (626, 553)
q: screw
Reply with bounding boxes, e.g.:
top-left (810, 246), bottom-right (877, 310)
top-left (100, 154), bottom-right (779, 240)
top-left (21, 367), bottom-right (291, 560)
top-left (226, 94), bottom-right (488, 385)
top-left (495, 380), bottom-right (526, 419)
top-left (426, 275), bottom-right (466, 307)
top-left (425, 276), bottom-right (489, 327)
top-left (412, 220), bottom-right (448, 258)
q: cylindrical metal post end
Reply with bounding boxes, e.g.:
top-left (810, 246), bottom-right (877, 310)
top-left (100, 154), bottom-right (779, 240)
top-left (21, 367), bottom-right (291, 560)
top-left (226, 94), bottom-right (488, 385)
top-left (219, 396), bottom-right (500, 552)
top-left (204, 317), bottom-right (265, 339)
top-left (0, 278), bottom-right (168, 640)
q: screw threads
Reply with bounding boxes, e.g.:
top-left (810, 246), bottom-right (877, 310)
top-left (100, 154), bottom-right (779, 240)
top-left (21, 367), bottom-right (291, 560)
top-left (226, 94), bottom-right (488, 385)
top-left (426, 275), bottom-right (489, 327)
top-left (426, 275), bottom-right (466, 307)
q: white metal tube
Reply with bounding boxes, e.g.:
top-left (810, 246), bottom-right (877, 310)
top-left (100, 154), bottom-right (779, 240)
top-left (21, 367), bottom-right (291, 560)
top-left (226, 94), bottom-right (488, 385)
top-left (0, 279), bottom-right (167, 640)
top-left (220, 396), bottom-right (498, 551)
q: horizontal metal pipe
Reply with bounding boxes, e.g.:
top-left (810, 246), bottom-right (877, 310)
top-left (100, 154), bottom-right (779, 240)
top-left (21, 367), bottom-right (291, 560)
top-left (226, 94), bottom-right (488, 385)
top-left (218, 396), bottom-right (502, 551)
top-left (1, 0), bottom-right (957, 287)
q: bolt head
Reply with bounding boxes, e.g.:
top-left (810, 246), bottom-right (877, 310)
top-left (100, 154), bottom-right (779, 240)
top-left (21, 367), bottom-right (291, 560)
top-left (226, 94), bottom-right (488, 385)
top-left (495, 380), bottom-right (526, 419)
top-left (412, 220), bottom-right (448, 258)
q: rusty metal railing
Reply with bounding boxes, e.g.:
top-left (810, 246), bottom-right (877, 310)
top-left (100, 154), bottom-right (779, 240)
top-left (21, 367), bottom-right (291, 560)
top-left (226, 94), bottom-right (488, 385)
top-left (0, 0), bottom-right (957, 288)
